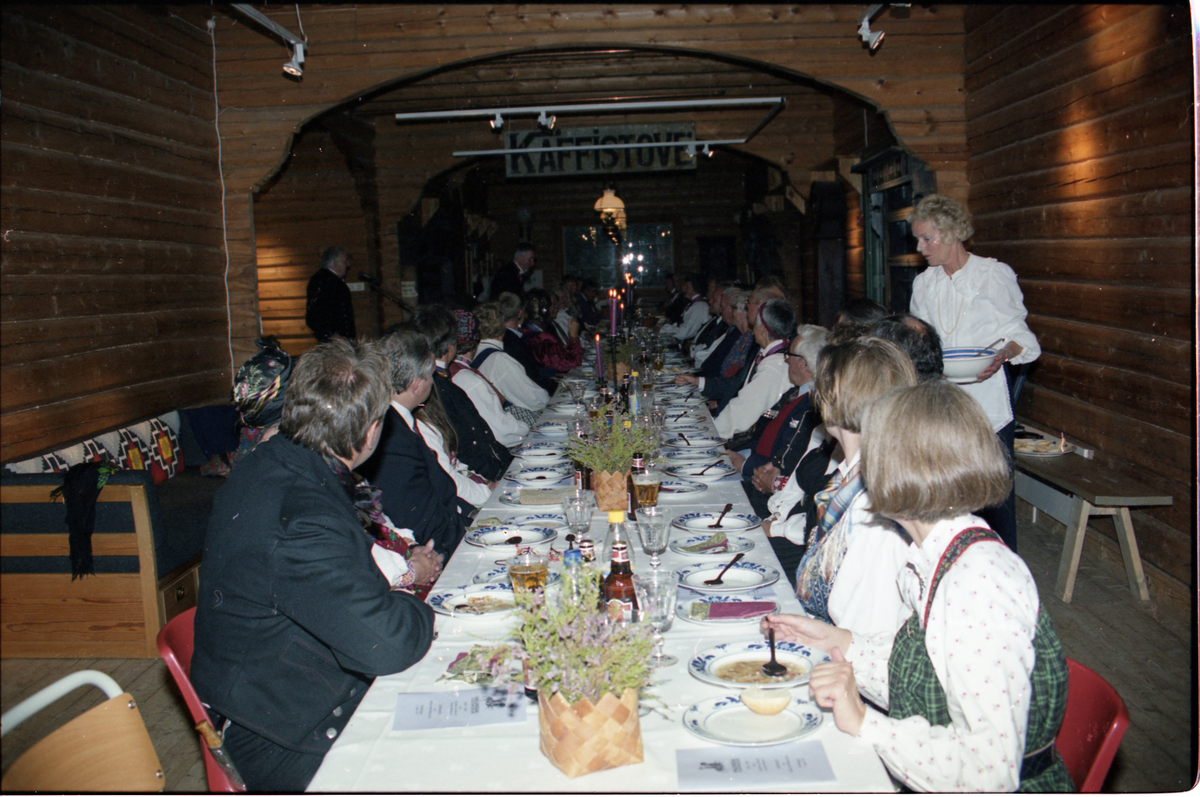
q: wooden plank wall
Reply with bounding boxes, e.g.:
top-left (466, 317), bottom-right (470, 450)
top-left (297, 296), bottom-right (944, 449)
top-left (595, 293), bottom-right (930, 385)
top-left (255, 126), bottom-right (380, 357)
top-left (1, 5), bottom-right (229, 463)
top-left (963, 5), bottom-right (1194, 591)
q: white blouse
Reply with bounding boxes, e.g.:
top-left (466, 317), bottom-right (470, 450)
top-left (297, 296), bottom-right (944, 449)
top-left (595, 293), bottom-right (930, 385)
top-left (849, 514), bottom-right (1043, 792)
top-left (416, 420), bottom-right (492, 508)
top-left (910, 254), bottom-right (1040, 432)
top-left (473, 339), bottom-right (549, 412)
top-left (449, 359), bottom-right (530, 447)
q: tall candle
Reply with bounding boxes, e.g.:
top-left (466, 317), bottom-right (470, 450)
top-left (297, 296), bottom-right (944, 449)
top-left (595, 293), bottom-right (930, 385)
top-left (609, 290), bottom-right (617, 336)
top-left (594, 334), bottom-right (602, 381)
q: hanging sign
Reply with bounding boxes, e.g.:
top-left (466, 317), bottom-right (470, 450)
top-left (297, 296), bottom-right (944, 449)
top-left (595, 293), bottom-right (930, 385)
top-left (504, 124), bottom-right (697, 177)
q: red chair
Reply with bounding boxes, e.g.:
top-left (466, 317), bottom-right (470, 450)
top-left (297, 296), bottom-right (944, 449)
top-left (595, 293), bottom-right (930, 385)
top-left (1055, 658), bottom-right (1130, 792)
top-left (157, 607), bottom-right (245, 792)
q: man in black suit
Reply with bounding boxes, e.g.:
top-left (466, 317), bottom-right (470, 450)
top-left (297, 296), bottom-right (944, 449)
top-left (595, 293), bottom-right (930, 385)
top-left (497, 291), bottom-right (558, 395)
top-left (192, 339), bottom-right (435, 792)
top-left (359, 329), bottom-right (470, 559)
top-left (489, 241), bottom-right (535, 300)
top-left (305, 246), bottom-right (356, 343)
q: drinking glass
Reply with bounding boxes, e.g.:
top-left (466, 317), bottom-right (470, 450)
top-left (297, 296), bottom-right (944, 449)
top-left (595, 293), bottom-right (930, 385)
top-left (507, 550), bottom-right (549, 593)
top-left (633, 570), bottom-right (678, 667)
top-left (564, 495), bottom-right (594, 542)
top-left (631, 470), bottom-right (663, 509)
top-left (636, 506), bottom-right (670, 568)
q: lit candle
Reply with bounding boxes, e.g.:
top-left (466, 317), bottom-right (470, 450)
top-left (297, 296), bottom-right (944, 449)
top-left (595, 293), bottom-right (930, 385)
top-left (595, 334), bottom-right (602, 381)
top-left (609, 290), bottom-right (618, 336)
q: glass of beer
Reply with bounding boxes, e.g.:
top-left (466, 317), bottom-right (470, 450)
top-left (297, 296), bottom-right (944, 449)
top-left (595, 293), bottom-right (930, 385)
top-left (631, 470), bottom-right (662, 507)
top-left (507, 550), bottom-right (549, 593)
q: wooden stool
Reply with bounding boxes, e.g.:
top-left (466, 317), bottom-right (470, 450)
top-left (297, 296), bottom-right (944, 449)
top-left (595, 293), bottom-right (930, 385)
top-left (1014, 454), bottom-right (1172, 603)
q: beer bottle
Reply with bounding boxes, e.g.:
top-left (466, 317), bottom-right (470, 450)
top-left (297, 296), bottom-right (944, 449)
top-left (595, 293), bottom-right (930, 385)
top-left (602, 511), bottom-right (638, 623)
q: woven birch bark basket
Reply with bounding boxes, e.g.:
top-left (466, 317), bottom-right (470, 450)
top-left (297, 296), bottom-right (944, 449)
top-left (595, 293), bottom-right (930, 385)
top-left (591, 469), bottom-right (629, 512)
top-left (537, 687), bottom-right (643, 778)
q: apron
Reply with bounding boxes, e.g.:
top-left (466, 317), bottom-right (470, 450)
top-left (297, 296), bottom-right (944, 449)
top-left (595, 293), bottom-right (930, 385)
top-left (887, 527), bottom-right (1074, 792)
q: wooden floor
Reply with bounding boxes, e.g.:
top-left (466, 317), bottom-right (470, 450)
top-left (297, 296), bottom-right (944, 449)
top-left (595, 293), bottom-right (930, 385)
top-left (2, 506), bottom-right (1195, 792)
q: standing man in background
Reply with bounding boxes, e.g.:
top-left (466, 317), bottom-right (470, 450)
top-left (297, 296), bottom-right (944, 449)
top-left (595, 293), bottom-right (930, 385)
top-left (305, 246), bottom-right (356, 343)
top-left (490, 242), bottom-right (535, 300)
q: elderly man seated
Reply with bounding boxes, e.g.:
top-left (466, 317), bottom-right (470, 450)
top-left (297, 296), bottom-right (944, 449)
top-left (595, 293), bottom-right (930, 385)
top-left (359, 328), bottom-right (470, 559)
top-left (710, 297), bottom-right (796, 439)
top-left (192, 339), bottom-right (436, 792)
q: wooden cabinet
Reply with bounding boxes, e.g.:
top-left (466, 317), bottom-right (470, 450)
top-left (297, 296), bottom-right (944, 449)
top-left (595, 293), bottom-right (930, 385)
top-left (852, 148), bottom-right (936, 313)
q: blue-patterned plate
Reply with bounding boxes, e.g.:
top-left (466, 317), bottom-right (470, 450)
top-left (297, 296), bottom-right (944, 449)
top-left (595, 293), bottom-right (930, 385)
top-left (507, 466), bottom-right (571, 485)
top-left (682, 695), bottom-right (822, 746)
top-left (656, 480), bottom-right (708, 499)
top-left (507, 512), bottom-right (568, 529)
top-left (472, 565), bottom-right (563, 587)
top-left (687, 641), bottom-right (827, 689)
top-left (675, 561), bottom-right (780, 593)
top-left (672, 512), bottom-right (761, 532)
top-left (662, 395), bottom-right (704, 406)
top-left (534, 421), bottom-right (570, 438)
top-left (664, 434), bottom-right (723, 450)
top-left (661, 448), bottom-right (721, 465)
top-left (662, 424), bottom-right (705, 434)
top-left (464, 525), bottom-right (557, 548)
top-left (427, 583), bottom-right (516, 617)
top-left (666, 463), bottom-right (736, 482)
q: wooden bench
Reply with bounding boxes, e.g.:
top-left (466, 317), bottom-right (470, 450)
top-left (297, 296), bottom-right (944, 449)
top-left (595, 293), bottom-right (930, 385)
top-left (1014, 453), bottom-right (1172, 603)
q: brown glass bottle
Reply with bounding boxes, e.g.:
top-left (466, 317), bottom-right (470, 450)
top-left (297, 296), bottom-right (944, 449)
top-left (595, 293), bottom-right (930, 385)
top-left (602, 512), bottom-right (638, 623)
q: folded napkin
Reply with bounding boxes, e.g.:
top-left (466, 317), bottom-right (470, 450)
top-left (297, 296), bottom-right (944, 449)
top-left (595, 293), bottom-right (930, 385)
top-left (473, 517), bottom-right (503, 529)
top-left (519, 488), bottom-right (572, 506)
top-left (689, 601), bottom-right (777, 620)
top-left (677, 532), bottom-right (728, 553)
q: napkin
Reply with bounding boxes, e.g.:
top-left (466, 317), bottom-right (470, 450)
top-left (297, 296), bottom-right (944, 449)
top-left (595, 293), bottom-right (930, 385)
top-left (472, 517), bottom-right (503, 529)
top-left (678, 532), bottom-right (728, 553)
top-left (519, 488), bottom-right (572, 506)
top-left (689, 601), bottom-right (776, 620)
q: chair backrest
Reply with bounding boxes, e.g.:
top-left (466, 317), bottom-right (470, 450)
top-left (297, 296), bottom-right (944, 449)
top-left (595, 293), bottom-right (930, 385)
top-left (157, 606), bottom-right (244, 792)
top-left (1, 674), bottom-right (163, 792)
top-left (1055, 658), bottom-right (1131, 792)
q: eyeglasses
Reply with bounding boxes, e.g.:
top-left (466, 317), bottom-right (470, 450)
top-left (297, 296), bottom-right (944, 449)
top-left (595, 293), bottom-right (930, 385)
top-left (783, 352), bottom-right (807, 362)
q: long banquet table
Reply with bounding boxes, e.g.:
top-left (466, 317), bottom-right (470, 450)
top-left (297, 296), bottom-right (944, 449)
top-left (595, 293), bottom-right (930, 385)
top-left (309, 375), bottom-right (894, 792)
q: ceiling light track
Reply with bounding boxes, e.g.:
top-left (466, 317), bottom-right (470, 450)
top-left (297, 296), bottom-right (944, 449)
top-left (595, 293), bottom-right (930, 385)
top-left (396, 97), bottom-right (784, 124)
top-left (452, 138), bottom-right (745, 158)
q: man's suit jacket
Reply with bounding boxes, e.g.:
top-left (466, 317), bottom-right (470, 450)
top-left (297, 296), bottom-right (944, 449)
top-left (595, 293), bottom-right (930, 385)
top-left (359, 406), bottom-right (468, 559)
top-left (699, 327), bottom-right (740, 380)
top-left (703, 341), bottom-right (759, 416)
top-left (192, 434), bottom-right (434, 757)
top-left (489, 261), bottom-right (524, 300)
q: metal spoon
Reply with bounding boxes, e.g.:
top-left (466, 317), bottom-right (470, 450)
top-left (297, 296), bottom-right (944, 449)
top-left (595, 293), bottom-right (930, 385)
top-left (505, 536), bottom-right (523, 545)
top-left (703, 551), bottom-right (744, 585)
top-left (708, 502), bottom-right (733, 528)
top-left (678, 432), bottom-right (689, 445)
top-left (762, 628), bottom-right (788, 677)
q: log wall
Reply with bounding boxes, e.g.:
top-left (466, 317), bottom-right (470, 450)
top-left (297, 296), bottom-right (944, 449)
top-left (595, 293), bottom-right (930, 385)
top-left (963, 5), bottom-right (1194, 590)
top-left (255, 125), bottom-right (381, 356)
top-left (1, 5), bottom-right (228, 463)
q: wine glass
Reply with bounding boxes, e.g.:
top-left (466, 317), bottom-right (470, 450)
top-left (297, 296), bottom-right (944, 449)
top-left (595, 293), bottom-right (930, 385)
top-left (633, 570), bottom-right (678, 667)
top-left (636, 506), bottom-right (670, 568)
top-left (564, 494), bottom-right (594, 542)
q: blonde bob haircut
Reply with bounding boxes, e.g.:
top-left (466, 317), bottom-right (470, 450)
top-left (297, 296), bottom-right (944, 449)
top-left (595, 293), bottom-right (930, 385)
top-left (907, 193), bottom-right (974, 244)
top-left (473, 302), bottom-right (506, 341)
top-left (862, 382), bottom-right (1011, 523)
top-left (813, 337), bottom-right (917, 433)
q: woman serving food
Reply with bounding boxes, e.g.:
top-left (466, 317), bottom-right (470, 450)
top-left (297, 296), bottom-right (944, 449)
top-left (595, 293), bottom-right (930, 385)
top-left (907, 193), bottom-right (1039, 551)
top-left (763, 381), bottom-right (1072, 792)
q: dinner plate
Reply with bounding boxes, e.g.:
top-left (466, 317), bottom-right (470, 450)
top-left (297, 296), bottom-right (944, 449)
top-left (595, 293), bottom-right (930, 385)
top-left (664, 435), bottom-right (723, 450)
top-left (534, 422), bottom-right (570, 438)
top-left (662, 395), bottom-right (704, 406)
top-left (464, 525), bottom-right (557, 548)
top-left (472, 565), bottom-right (563, 587)
top-left (663, 413), bottom-right (705, 427)
top-left (688, 640), bottom-right (827, 689)
top-left (428, 583), bottom-right (517, 617)
top-left (661, 424), bottom-right (705, 434)
top-left (676, 561), bottom-right (780, 593)
top-left (672, 512), bottom-right (762, 532)
top-left (669, 533), bottom-right (755, 555)
top-left (656, 480), bottom-right (708, 499)
top-left (666, 463), bottom-right (736, 483)
top-left (661, 448), bottom-right (722, 465)
top-left (507, 467), bottom-right (571, 485)
top-left (682, 695), bottom-right (822, 747)
top-left (675, 595), bottom-right (778, 625)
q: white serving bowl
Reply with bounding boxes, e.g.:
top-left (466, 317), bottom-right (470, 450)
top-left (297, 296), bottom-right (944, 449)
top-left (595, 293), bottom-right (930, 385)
top-left (942, 347), bottom-right (998, 383)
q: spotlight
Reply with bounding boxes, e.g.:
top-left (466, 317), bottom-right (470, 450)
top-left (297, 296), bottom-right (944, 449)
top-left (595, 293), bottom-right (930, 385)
top-left (537, 111), bottom-right (556, 130)
top-left (702, 144), bottom-right (713, 157)
top-left (490, 113), bottom-right (504, 130)
top-left (858, 4), bottom-right (887, 51)
top-left (282, 42), bottom-right (304, 76)
top-left (685, 144), bottom-right (697, 158)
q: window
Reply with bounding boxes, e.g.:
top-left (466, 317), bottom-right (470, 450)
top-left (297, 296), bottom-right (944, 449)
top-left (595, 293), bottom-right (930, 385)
top-left (562, 223), bottom-right (673, 288)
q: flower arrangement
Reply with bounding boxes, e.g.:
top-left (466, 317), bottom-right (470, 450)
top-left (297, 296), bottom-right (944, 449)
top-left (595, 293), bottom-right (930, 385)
top-left (565, 410), bottom-right (658, 475)
top-left (457, 568), bottom-right (654, 704)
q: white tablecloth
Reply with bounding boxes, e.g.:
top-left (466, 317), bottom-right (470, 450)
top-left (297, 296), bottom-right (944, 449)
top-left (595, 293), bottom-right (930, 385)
top-left (309, 380), bottom-right (894, 792)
